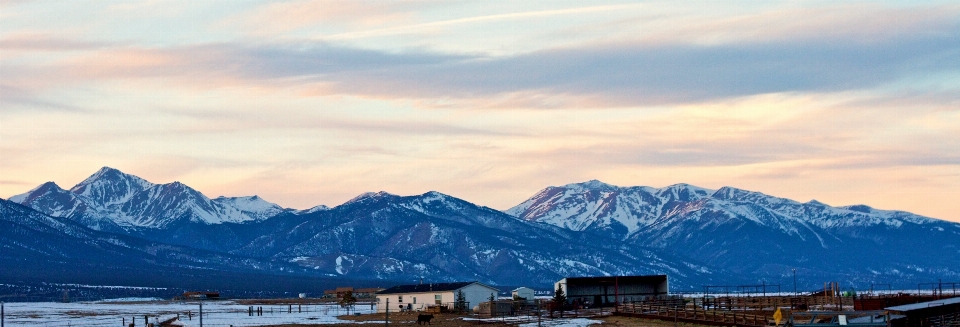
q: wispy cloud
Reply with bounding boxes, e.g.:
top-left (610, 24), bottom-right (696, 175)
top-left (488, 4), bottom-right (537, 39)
top-left (7, 28), bottom-right (959, 108)
top-left (312, 3), bottom-right (644, 41)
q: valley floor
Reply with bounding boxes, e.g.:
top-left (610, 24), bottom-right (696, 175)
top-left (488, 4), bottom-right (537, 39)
top-left (0, 300), bottom-right (720, 326)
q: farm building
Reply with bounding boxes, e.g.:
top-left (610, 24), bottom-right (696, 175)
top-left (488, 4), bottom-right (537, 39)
top-left (476, 300), bottom-right (516, 316)
top-left (512, 287), bottom-right (535, 300)
top-left (322, 286), bottom-right (383, 299)
top-left (375, 281), bottom-right (499, 313)
top-left (887, 296), bottom-right (960, 327)
top-left (182, 291), bottom-right (219, 299)
top-left (554, 275), bottom-right (668, 307)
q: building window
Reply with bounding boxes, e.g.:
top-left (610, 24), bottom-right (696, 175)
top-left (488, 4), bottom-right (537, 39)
top-left (413, 297), bottom-right (417, 304)
top-left (435, 294), bottom-right (442, 305)
top-left (398, 295), bottom-right (403, 303)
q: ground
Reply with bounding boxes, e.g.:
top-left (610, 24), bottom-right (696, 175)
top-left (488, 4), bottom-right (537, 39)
top-left (0, 300), bottom-right (720, 326)
top-left (593, 316), bottom-right (718, 327)
top-left (258, 312), bottom-right (718, 326)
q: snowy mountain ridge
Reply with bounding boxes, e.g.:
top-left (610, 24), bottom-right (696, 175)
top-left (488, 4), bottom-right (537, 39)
top-left (9, 167), bottom-right (294, 229)
top-left (6, 168), bottom-right (960, 288)
top-left (505, 180), bottom-right (960, 282)
top-left (507, 180), bottom-right (942, 240)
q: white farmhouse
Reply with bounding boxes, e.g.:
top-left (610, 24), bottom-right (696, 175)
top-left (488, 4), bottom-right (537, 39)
top-left (375, 281), bottom-right (499, 313)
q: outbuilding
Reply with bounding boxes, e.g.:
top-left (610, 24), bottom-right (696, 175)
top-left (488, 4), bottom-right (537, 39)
top-left (554, 275), bottom-right (668, 307)
top-left (375, 281), bottom-right (499, 313)
top-left (886, 296), bottom-right (960, 327)
top-left (512, 287), bottom-right (536, 301)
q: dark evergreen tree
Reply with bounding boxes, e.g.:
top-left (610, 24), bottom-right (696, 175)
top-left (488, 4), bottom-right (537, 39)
top-left (455, 289), bottom-right (467, 313)
top-left (552, 284), bottom-right (566, 305)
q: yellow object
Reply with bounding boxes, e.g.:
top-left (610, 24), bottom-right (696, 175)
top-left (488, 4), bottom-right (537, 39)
top-left (773, 308), bottom-right (783, 326)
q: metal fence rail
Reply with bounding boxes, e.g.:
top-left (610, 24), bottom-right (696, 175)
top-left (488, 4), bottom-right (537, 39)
top-left (618, 302), bottom-right (770, 327)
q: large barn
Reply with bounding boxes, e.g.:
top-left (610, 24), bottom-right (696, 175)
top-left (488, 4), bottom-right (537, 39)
top-left (375, 281), bottom-right (499, 313)
top-left (554, 275), bottom-right (669, 307)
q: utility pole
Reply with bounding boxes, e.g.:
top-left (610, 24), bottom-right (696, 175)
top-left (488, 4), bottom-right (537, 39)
top-left (199, 300), bottom-right (203, 327)
top-left (385, 298), bottom-right (389, 327)
top-left (674, 302), bottom-right (678, 327)
top-left (792, 269), bottom-right (797, 296)
top-left (537, 299), bottom-right (541, 327)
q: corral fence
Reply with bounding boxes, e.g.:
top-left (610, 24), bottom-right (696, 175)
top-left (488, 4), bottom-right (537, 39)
top-left (462, 299), bottom-right (615, 325)
top-left (617, 301), bottom-right (770, 327)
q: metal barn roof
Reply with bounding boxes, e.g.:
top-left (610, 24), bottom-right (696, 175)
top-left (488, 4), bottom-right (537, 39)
top-left (561, 275), bottom-right (668, 284)
top-left (886, 296), bottom-right (960, 312)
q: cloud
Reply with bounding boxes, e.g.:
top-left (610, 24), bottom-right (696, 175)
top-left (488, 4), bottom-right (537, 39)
top-left (631, 3), bottom-right (960, 46)
top-left (219, 0), bottom-right (428, 36)
top-left (0, 34), bottom-right (117, 52)
top-left (7, 27), bottom-right (959, 110)
top-left (311, 3), bottom-right (645, 41)
top-left (322, 34), bottom-right (960, 106)
top-left (0, 84), bottom-right (91, 112)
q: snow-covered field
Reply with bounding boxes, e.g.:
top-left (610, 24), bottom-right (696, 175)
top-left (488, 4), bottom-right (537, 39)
top-left (1, 301), bottom-right (374, 326)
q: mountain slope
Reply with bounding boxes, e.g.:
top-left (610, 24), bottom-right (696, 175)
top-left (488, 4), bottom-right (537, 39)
top-left (0, 199), bottom-right (316, 278)
top-left (507, 180), bottom-right (712, 239)
top-left (0, 199), bottom-right (383, 294)
top-left (7, 168), bottom-right (959, 289)
top-left (224, 191), bottom-right (721, 287)
top-left (509, 181), bottom-right (960, 284)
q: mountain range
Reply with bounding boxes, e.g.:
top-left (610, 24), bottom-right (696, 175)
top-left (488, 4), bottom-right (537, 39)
top-left (5, 167), bottom-right (959, 291)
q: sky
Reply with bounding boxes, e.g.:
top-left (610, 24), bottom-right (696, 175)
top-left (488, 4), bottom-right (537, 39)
top-left (1, 0), bottom-right (959, 222)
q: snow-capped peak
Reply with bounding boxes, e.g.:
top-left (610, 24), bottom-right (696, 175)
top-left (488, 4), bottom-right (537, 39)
top-left (656, 183), bottom-right (713, 202)
top-left (296, 204), bottom-right (331, 214)
top-left (70, 166), bottom-right (154, 206)
top-left (212, 195), bottom-right (286, 220)
top-left (9, 181), bottom-right (65, 204)
top-left (564, 179), bottom-right (617, 191)
top-left (6, 181), bottom-right (106, 225)
top-left (10, 167), bottom-right (286, 229)
top-left (419, 191), bottom-right (455, 202)
top-left (343, 191), bottom-right (399, 205)
top-left (710, 186), bottom-right (753, 200)
top-left (837, 204), bottom-right (936, 225)
top-left (508, 181), bottom-right (674, 237)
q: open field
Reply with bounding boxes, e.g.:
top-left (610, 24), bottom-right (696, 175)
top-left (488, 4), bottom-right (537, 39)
top-left (0, 300), bottom-right (373, 326)
top-left (0, 300), bottom-right (724, 326)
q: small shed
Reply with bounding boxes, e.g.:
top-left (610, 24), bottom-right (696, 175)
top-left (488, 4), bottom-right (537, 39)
top-left (475, 300), bottom-right (515, 316)
top-left (512, 287), bottom-right (535, 301)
